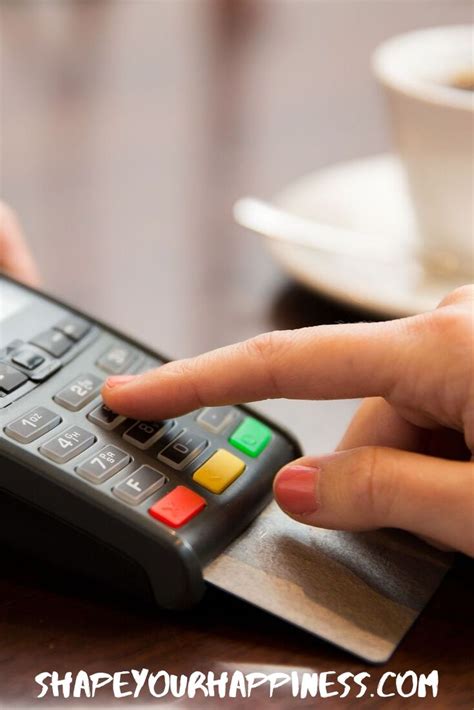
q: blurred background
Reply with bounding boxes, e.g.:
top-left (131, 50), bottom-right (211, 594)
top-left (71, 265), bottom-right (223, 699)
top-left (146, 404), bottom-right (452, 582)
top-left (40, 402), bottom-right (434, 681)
top-left (1, 0), bottom-right (471, 450)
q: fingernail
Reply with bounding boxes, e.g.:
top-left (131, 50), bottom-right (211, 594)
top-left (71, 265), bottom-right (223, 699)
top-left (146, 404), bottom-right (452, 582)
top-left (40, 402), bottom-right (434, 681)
top-left (105, 374), bottom-right (137, 388)
top-left (274, 465), bottom-right (320, 515)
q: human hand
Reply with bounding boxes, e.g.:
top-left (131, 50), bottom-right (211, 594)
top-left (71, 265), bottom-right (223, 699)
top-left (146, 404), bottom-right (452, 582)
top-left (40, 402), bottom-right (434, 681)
top-left (0, 201), bottom-right (41, 287)
top-left (102, 286), bottom-right (474, 556)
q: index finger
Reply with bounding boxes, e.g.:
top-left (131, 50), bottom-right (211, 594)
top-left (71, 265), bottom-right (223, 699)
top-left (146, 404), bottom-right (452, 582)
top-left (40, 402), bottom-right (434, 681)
top-left (101, 319), bottom-right (413, 420)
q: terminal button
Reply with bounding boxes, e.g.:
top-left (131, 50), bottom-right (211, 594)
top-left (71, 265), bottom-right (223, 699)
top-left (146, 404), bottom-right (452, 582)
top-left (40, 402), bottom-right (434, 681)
top-left (0, 362), bottom-right (28, 394)
top-left (196, 406), bottom-right (235, 434)
top-left (148, 486), bottom-right (206, 528)
top-left (157, 430), bottom-right (208, 469)
top-left (30, 329), bottom-right (72, 358)
top-left (229, 416), bottom-right (272, 457)
top-left (96, 344), bottom-right (136, 374)
top-left (193, 449), bottom-right (245, 494)
top-left (77, 445), bottom-right (130, 484)
top-left (40, 425), bottom-right (96, 464)
top-left (11, 348), bottom-right (45, 370)
top-left (5, 406), bottom-right (61, 444)
top-left (123, 420), bottom-right (173, 450)
top-left (114, 466), bottom-right (167, 506)
top-left (55, 316), bottom-right (91, 342)
top-left (54, 373), bottom-right (102, 411)
top-left (87, 403), bottom-right (126, 430)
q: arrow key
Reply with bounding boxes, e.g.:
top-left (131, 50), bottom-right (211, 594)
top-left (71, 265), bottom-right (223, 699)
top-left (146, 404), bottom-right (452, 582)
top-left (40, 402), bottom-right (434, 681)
top-left (30, 329), bottom-right (73, 358)
top-left (0, 362), bottom-right (28, 394)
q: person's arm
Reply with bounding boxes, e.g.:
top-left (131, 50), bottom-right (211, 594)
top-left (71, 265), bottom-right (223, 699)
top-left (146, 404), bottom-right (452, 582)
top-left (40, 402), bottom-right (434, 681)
top-left (103, 287), bottom-right (474, 556)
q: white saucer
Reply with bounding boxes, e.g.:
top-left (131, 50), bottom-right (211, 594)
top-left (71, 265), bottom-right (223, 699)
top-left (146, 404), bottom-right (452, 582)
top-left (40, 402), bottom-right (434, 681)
top-left (270, 154), bottom-right (468, 318)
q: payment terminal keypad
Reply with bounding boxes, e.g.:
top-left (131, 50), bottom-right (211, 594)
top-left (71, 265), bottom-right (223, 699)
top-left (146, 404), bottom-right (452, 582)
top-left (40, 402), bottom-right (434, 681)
top-left (1, 273), bottom-right (299, 611)
top-left (2, 317), bottom-right (279, 533)
top-left (4, 337), bottom-right (280, 528)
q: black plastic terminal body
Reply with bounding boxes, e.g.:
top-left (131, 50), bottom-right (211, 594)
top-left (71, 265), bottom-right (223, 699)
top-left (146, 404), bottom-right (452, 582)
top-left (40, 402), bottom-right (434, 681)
top-left (0, 275), bottom-right (302, 609)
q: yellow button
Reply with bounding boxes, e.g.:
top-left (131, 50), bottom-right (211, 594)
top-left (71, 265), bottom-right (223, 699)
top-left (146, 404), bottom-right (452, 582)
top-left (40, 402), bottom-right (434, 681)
top-left (192, 449), bottom-right (245, 494)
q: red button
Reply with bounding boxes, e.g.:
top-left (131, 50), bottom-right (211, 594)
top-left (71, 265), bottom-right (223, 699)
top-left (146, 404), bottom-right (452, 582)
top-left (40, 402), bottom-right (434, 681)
top-left (149, 486), bottom-right (206, 528)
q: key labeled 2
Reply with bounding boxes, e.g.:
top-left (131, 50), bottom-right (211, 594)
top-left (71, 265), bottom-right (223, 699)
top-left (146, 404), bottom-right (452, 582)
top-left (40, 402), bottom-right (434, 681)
top-left (54, 373), bottom-right (102, 411)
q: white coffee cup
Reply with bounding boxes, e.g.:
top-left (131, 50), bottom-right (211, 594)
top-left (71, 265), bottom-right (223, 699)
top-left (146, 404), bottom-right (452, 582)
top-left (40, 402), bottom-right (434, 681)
top-left (373, 25), bottom-right (474, 277)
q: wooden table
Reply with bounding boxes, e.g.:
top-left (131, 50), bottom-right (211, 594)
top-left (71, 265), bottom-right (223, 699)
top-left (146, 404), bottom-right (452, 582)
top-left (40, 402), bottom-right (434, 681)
top-left (1, 1), bottom-right (473, 706)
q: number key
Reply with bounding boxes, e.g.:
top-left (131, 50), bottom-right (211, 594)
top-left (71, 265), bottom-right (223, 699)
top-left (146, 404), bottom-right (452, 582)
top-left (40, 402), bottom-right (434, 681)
top-left (54, 373), bottom-right (102, 411)
top-left (123, 420), bottom-right (173, 450)
top-left (40, 425), bottom-right (96, 464)
top-left (157, 430), bottom-right (208, 470)
top-left (4, 406), bottom-right (62, 444)
top-left (87, 403), bottom-right (126, 430)
top-left (96, 344), bottom-right (136, 374)
top-left (77, 445), bottom-right (130, 484)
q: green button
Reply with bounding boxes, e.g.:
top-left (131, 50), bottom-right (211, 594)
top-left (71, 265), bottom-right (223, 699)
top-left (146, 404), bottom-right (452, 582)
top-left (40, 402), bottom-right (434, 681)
top-left (229, 416), bottom-right (272, 457)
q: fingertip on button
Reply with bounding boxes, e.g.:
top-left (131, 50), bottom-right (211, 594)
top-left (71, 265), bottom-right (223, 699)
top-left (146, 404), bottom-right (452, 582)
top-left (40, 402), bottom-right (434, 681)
top-left (104, 374), bottom-right (138, 389)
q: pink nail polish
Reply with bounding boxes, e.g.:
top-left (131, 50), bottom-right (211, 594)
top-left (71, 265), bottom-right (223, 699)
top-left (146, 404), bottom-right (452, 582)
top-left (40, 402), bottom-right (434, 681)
top-left (274, 465), bottom-right (320, 515)
top-left (105, 374), bottom-right (137, 388)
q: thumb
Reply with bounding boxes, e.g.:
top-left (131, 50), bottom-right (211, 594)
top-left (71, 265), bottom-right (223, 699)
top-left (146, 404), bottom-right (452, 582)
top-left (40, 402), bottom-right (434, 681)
top-left (273, 447), bottom-right (474, 556)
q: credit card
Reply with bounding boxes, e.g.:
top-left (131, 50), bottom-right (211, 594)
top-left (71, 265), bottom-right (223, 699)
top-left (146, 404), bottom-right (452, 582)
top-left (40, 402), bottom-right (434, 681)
top-left (205, 501), bottom-right (451, 663)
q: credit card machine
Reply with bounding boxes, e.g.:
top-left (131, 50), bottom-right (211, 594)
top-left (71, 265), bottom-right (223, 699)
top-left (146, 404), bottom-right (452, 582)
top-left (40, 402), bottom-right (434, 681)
top-left (0, 275), bottom-right (301, 609)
